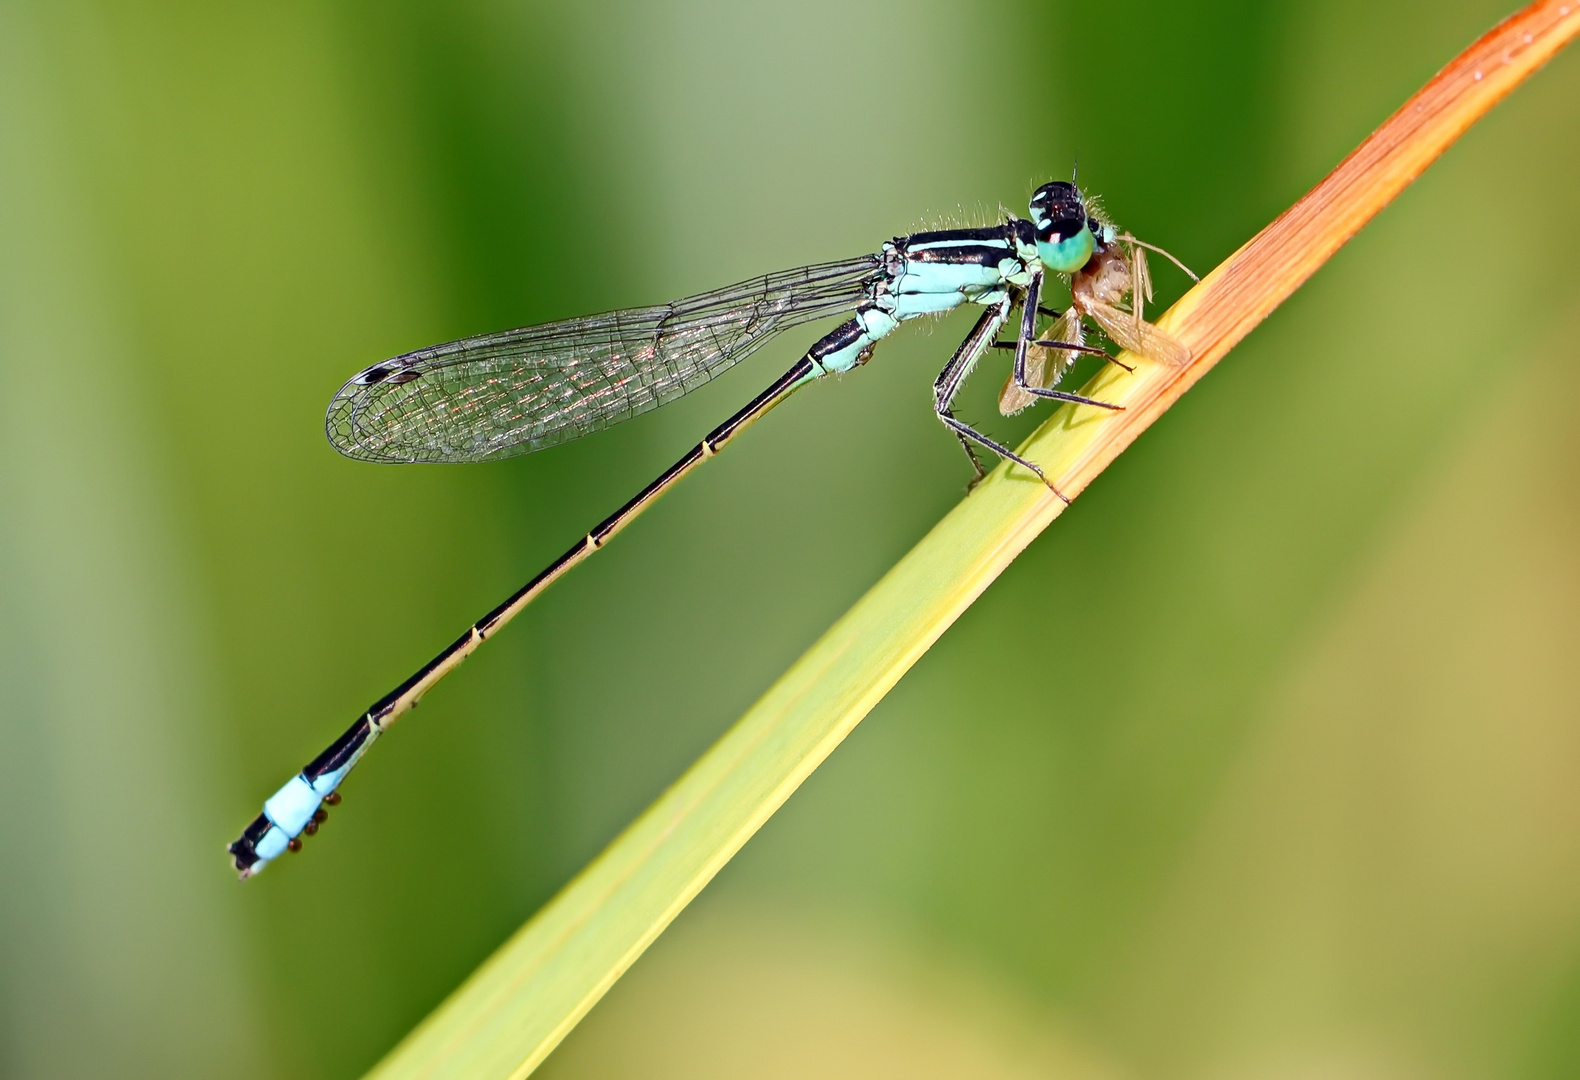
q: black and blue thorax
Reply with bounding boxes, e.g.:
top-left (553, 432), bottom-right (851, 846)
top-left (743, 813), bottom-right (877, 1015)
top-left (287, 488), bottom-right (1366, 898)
top-left (809, 208), bottom-right (1104, 377)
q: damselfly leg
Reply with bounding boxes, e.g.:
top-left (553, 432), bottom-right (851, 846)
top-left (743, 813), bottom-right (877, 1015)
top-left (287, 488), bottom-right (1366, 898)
top-left (1007, 271), bottom-right (1128, 409)
top-left (933, 303), bottom-right (1009, 485)
top-left (930, 297), bottom-right (1076, 498)
top-left (998, 232), bottom-right (1193, 416)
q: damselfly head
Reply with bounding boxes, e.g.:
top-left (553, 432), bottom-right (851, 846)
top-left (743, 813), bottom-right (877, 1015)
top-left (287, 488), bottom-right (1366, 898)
top-left (1029, 180), bottom-right (1095, 274)
top-left (1029, 181), bottom-right (1084, 234)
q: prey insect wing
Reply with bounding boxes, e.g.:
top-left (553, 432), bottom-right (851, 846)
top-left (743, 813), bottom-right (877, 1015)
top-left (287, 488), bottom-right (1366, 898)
top-left (998, 238), bottom-right (1189, 420)
top-left (1083, 298), bottom-right (1190, 367)
top-left (999, 309), bottom-right (1082, 416)
top-left (326, 255), bottom-right (883, 463)
top-left (1131, 243), bottom-right (1152, 343)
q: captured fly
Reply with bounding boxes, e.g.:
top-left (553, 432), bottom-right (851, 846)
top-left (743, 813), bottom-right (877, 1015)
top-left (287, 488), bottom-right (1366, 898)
top-left (1000, 208), bottom-right (1195, 415)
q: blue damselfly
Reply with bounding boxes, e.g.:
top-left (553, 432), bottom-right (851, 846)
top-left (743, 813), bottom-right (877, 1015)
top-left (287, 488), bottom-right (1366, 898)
top-left (228, 180), bottom-right (1192, 878)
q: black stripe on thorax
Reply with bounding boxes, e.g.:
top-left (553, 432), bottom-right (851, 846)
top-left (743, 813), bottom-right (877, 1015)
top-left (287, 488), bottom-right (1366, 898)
top-left (894, 225), bottom-right (1020, 268)
top-left (903, 244), bottom-right (1015, 267)
top-left (903, 225), bottom-right (1014, 246)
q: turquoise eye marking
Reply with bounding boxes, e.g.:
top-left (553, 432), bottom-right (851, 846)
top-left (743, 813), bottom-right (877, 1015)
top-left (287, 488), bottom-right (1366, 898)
top-left (1038, 228), bottom-right (1095, 274)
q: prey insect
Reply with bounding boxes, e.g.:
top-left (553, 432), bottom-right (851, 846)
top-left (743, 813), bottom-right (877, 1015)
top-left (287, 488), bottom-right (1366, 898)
top-left (1000, 207), bottom-right (1196, 415)
top-left (228, 179), bottom-right (1192, 878)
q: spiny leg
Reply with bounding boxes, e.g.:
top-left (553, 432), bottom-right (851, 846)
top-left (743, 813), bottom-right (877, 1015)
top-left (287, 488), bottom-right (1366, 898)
top-left (935, 413), bottom-right (1064, 501)
top-left (1009, 270), bottom-right (1125, 411)
top-left (990, 293), bottom-right (1125, 407)
top-left (991, 339), bottom-right (1126, 380)
top-left (932, 306), bottom-right (1002, 482)
top-left (953, 427), bottom-right (989, 484)
top-left (932, 297), bottom-right (1066, 499)
top-left (931, 323), bottom-right (988, 480)
top-left (1012, 359), bottom-right (1127, 409)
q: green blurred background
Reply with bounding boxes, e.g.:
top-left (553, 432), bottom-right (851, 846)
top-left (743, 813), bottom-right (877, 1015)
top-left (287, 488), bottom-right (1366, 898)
top-left (3, 0), bottom-right (1579, 1077)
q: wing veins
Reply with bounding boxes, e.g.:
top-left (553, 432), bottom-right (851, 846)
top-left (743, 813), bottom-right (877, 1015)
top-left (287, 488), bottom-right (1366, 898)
top-left (325, 255), bottom-right (881, 463)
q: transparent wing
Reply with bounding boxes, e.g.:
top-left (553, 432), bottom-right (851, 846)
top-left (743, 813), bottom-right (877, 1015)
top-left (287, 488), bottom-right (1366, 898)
top-left (999, 310), bottom-right (1082, 416)
top-left (326, 255), bottom-right (884, 463)
top-left (1084, 300), bottom-right (1191, 368)
top-left (1129, 244), bottom-right (1152, 344)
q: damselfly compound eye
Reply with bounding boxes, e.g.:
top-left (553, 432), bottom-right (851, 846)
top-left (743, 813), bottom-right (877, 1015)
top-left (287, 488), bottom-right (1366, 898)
top-left (1030, 180), bottom-right (1082, 219)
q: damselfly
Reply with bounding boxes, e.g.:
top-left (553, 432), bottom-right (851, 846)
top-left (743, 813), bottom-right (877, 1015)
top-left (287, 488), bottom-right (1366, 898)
top-left (228, 179), bottom-right (1192, 878)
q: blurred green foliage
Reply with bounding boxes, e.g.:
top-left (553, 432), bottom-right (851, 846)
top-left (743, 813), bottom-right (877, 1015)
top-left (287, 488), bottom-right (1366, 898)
top-left (2, 1), bottom-right (1579, 1078)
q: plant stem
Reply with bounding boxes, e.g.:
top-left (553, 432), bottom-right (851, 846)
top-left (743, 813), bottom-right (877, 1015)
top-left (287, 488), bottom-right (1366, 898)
top-left (366, 5), bottom-right (1580, 1077)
